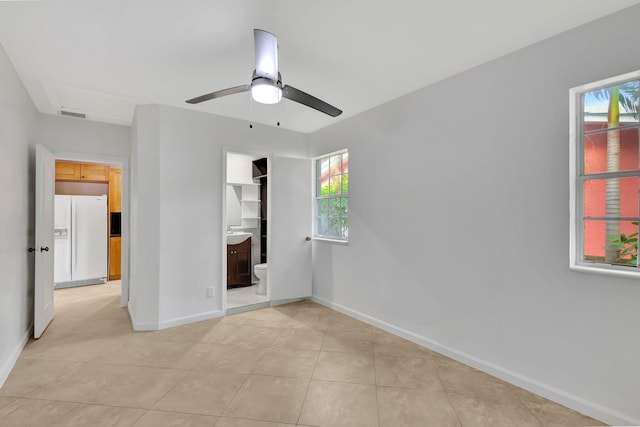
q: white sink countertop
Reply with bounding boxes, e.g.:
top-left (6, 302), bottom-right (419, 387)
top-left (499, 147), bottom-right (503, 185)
top-left (227, 231), bottom-right (252, 245)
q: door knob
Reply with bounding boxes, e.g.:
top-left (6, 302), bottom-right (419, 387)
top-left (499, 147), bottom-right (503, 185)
top-left (305, 236), bottom-right (311, 241)
top-left (40, 246), bottom-right (50, 252)
top-left (28, 247), bottom-right (35, 253)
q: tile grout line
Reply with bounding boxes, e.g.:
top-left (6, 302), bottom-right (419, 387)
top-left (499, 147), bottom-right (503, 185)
top-left (14, 358), bottom-right (198, 374)
top-left (519, 399), bottom-right (556, 427)
top-left (218, 370), bottom-right (252, 419)
top-left (442, 390), bottom-right (465, 427)
top-left (35, 398), bottom-right (81, 424)
top-left (373, 345), bottom-right (381, 427)
top-left (0, 395), bottom-right (149, 411)
top-left (435, 361), bottom-right (465, 427)
top-left (143, 366), bottom-right (192, 412)
top-left (1, 359), bottom-right (84, 398)
top-left (295, 327), bottom-right (327, 425)
top-left (127, 407), bottom-right (149, 427)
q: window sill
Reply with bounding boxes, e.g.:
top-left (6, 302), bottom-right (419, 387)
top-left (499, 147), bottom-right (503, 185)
top-left (570, 263), bottom-right (640, 279)
top-left (313, 237), bottom-right (349, 245)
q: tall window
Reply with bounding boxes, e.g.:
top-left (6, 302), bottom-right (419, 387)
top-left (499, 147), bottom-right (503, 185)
top-left (570, 72), bottom-right (640, 276)
top-left (316, 150), bottom-right (348, 240)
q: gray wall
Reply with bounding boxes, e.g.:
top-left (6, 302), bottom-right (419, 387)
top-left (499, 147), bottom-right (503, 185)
top-left (130, 104), bottom-right (307, 329)
top-left (36, 113), bottom-right (130, 159)
top-left (0, 43), bottom-right (38, 386)
top-left (129, 105), bottom-right (160, 327)
top-left (0, 40), bottom-right (131, 386)
top-left (307, 6), bottom-right (640, 425)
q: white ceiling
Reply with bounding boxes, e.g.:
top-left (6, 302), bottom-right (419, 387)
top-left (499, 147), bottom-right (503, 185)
top-left (0, 0), bottom-right (639, 133)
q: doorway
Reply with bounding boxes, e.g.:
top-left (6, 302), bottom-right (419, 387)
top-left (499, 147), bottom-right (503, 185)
top-left (225, 151), bottom-right (270, 311)
top-left (52, 155), bottom-right (128, 314)
top-left (222, 150), bottom-right (314, 315)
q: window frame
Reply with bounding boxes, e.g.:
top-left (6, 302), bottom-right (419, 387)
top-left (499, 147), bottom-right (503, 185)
top-left (569, 70), bottom-right (640, 278)
top-left (313, 149), bottom-right (349, 243)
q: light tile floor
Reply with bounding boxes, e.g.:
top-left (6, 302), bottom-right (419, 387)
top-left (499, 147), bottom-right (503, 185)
top-left (0, 282), bottom-right (606, 427)
top-left (227, 285), bottom-right (269, 309)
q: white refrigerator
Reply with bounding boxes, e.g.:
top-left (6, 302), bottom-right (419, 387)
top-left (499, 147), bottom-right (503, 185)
top-left (54, 195), bottom-right (108, 288)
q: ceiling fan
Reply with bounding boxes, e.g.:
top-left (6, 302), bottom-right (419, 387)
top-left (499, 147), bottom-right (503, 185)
top-left (186, 29), bottom-right (342, 117)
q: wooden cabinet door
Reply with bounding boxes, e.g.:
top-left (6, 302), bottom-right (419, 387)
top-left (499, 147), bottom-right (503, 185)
top-left (55, 161), bottom-right (81, 180)
top-left (227, 238), bottom-right (252, 287)
top-left (227, 246), bottom-right (235, 285)
top-left (81, 164), bottom-right (110, 182)
top-left (235, 239), bottom-right (252, 285)
top-left (109, 236), bottom-right (121, 280)
top-left (109, 168), bottom-right (122, 212)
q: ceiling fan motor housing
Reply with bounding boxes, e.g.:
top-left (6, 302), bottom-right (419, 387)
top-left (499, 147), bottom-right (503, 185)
top-left (252, 70), bottom-right (282, 88)
top-left (251, 70), bottom-right (282, 104)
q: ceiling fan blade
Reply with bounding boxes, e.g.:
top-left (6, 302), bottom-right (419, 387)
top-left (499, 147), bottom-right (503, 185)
top-left (254, 29), bottom-right (278, 80)
top-left (282, 85), bottom-right (342, 117)
top-left (186, 85), bottom-right (250, 104)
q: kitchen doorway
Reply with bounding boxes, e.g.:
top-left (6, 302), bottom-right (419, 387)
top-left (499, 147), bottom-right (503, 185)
top-left (52, 153), bottom-right (129, 309)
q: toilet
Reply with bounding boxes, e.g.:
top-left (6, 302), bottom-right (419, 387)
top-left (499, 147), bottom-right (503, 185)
top-left (254, 263), bottom-right (268, 295)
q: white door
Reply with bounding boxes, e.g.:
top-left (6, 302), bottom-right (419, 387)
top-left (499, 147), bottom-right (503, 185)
top-left (269, 156), bottom-right (313, 301)
top-left (34, 144), bottom-right (55, 339)
top-left (72, 195), bottom-right (108, 281)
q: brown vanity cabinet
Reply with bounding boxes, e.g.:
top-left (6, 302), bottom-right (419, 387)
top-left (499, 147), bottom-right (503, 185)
top-left (227, 238), bottom-right (252, 287)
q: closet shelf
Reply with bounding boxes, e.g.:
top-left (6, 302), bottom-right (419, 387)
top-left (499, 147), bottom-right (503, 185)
top-left (227, 182), bottom-right (259, 186)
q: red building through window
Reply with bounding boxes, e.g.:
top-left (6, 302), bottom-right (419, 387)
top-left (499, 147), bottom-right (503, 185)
top-left (583, 121), bottom-right (639, 260)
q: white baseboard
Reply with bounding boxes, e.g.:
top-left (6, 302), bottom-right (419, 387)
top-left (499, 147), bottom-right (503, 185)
top-left (226, 302), bottom-right (271, 315)
top-left (130, 320), bottom-right (159, 331)
top-left (0, 323), bottom-right (32, 388)
top-left (158, 310), bottom-right (224, 330)
top-left (129, 308), bottom-right (224, 331)
top-left (127, 304), bottom-right (154, 331)
top-left (271, 297), bottom-right (304, 307)
top-left (310, 295), bottom-right (639, 427)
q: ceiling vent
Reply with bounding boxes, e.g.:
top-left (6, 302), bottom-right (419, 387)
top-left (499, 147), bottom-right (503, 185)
top-left (60, 110), bottom-right (86, 119)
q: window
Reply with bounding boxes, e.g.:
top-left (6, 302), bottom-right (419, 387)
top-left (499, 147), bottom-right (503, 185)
top-left (570, 71), bottom-right (640, 276)
top-left (315, 150), bottom-right (348, 240)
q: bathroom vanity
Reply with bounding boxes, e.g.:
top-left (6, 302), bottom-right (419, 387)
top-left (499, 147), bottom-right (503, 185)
top-left (227, 238), bottom-right (252, 288)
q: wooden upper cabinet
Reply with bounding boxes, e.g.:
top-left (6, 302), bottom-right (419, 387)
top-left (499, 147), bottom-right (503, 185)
top-left (55, 161), bottom-right (81, 180)
top-left (81, 163), bottom-right (110, 181)
top-left (109, 168), bottom-right (122, 212)
top-left (55, 161), bottom-right (110, 182)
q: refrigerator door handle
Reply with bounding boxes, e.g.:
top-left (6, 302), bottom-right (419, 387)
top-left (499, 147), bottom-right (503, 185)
top-left (66, 202), bottom-right (72, 276)
top-left (72, 198), bottom-right (77, 278)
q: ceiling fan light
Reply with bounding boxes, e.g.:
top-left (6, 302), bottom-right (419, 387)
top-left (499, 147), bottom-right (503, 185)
top-left (251, 82), bottom-right (282, 104)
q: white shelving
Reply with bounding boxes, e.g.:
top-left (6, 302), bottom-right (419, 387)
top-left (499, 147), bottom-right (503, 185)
top-left (228, 183), bottom-right (261, 228)
top-left (227, 182), bottom-right (259, 187)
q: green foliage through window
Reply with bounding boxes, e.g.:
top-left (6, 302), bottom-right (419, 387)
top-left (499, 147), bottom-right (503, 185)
top-left (316, 151), bottom-right (348, 239)
top-left (604, 221), bottom-right (638, 266)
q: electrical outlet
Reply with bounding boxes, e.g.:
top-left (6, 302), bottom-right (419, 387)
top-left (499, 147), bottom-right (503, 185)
top-left (207, 287), bottom-right (215, 297)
